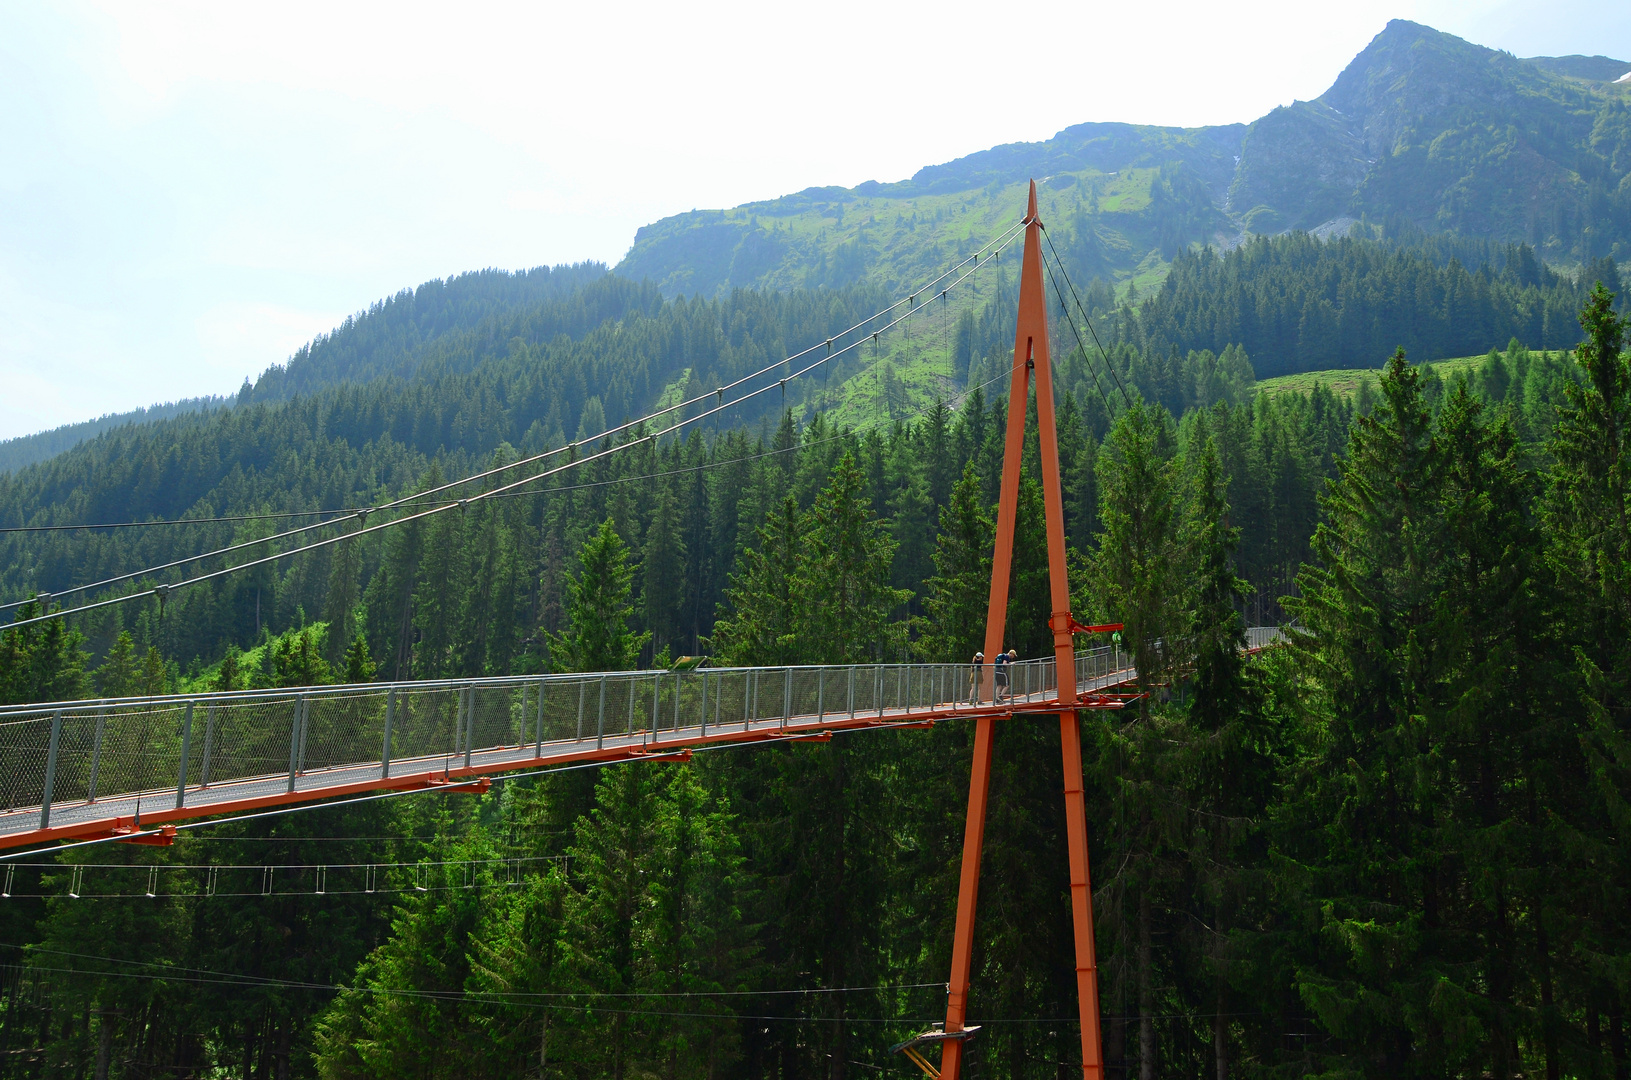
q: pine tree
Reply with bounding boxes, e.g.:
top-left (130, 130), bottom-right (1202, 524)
top-left (637, 766), bottom-right (747, 1078)
top-left (547, 519), bottom-right (650, 673)
top-left (916, 463), bottom-right (994, 663)
top-left (709, 496), bottom-right (804, 666)
top-left (1091, 401), bottom-right (1183, 688)
top-left (1282, 348), bottom-right (1449, 1076)
top-left (568, 762), bottom-right (662, 1080)
top-left (322, 533), bottom-right (363, 668)
top-left (794, 451), bottom-right (911, 663)
top-left (643, 487), bottom-right (689, 656)
top-left (96, 630), bottom-right (141, 698)
top-left (1180, 436), bottom-right (1249, 729)
top-left (413, 507), bottom-right (467, 678)
top-left (272, 627), bottom-right (332, 688)
top-left (1549, 281), bottom-right (1631, 682)
top-left (140, 645), bottom-right (170, 696)
top-left (213, 645), bottom-right (245, 692)
top-left (342, 634), bottom-right (377, 684)
top-left (0, 600), bottom-right (87, 705)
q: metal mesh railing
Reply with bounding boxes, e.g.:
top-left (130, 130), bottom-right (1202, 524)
top-left (0, 629), bottom-right (1281, 835)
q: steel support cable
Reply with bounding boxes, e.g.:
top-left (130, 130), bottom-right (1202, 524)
top-left (3, 227), bottom-right (1024, 635)
top-left (1041, 225), bottom-right (1134, 409)
top-left (4, 946), bottom-right (939, 1001)
top-left (3, 942), bottom-right (1288, 1024)
top-left (480, 365), bottom-right (1017, 505)
top-left (1, 220), bottom-right (1027, 620)
top-left (1036, 242), bottom-right (1122, 422)
top-left (0, 506), bottom-right (372, 534)
top-left (0, 959), bottom-right (1283, 1024)
top-left (6, 964), bottom-right (951, 1022)
top-left (0, 507), bottom-right (379, 617)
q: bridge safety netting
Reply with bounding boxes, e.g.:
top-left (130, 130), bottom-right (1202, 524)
top-left (0, 632), bottom-right (1278, 843)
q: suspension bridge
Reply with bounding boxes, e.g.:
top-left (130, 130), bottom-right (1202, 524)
top-left (0, 181), bottom-right (1282, 1080)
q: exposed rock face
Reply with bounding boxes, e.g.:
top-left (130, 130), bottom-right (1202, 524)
top-left (1229, 101), bottom-right (1368, 232)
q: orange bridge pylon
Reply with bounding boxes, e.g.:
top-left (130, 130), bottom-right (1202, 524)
top-left (941, 180), bottom-right (1104, 1080)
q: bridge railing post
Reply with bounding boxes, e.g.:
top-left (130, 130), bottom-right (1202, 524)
top-left (535, 678), bottom-right (546, 756)
top-left (87, 705), bottom-right (106, 803)
top-left (464, 687), bottom-right (475, 769)
top-left (382, 688), bottom-right (396, 778)
top-left (287, 695), bottom-right (304, 793)
top-left (200, 704), bottom-right (217, 788)
top-left (39, 711), bottom-right (63, 830)
top-left (175, 702), bottom-right (194, 809)
top-left (580, 681), bottom-right (593, 750)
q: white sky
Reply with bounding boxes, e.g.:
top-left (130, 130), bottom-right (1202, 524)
top-left (0, 0), bottom-right (1625, 441)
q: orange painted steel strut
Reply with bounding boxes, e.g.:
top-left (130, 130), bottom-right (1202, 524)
top-left (941, 181), bottom-right (1104, 1080)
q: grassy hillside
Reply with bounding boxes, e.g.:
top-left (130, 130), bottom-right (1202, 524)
top-left (618, 165), bottom-right (1214, 301)
top-left (1254, 352), bottom-right (1554, 399)
top-left (620, 21), bottom-right (1631, 304)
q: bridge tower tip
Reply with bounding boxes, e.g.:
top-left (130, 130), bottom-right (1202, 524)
top-left (1026, 179), bottom-right (1038, 221)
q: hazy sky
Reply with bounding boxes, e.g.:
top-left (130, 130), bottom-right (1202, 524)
top-left (1, 1), bottom-right (1626, 441)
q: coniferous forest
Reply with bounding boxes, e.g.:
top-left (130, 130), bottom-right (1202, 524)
top-left (0, 240), bottom-right (1629, 1080)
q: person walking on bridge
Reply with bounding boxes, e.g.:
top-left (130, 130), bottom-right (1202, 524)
top-left (968, 651), bottom-right (983, 704)
top-left (994, 648), bottom-right (1012, 701)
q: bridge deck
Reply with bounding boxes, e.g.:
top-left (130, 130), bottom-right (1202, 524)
top-left (0, 631), bottom-right (1278, 851)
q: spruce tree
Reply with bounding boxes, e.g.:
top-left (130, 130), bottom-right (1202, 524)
top-left (1284, 348), bottom-right (1448, 1075)
top-left (342, 634), bottom-right (377, 683)
top-left (213, 645), bottom-right (245, 692)
top-left (643, 486), bottom-right (689, 655)
top-left (272, 627), bottom-right (331, 687)
top-left (916, 463), bottom-right (994, 663)
top-left (1181, 436), bottom-right (1249, 729)
top-left (95, 630), bottom-right (141, 698)
top-left (709, 496), bottom-right (804, 666)
top-left (1549, 281), bottom-right (1630, 683)
top-left (139, 645), bottom-right (170, 696)
top-left (0, 599), bottom-right (87, 705)
top-left (794, 451), bottom-right (911, 663)
top-left (1091, 401), bottom-right (1182, 688)
top-left (547, 518), bottom-right (650, 673)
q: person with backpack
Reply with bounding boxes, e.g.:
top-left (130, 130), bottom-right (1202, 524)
top-left (993, 648), bottom-right (1011, 701)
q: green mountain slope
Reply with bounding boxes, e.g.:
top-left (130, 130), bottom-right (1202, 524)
top-left (617, 126), bottom-right (1240, 298)
top-left (0, 396), bottom-right (230, 475)
top-left (241, 261), bottom-right (609, 404)
top-left (619, 21), bottom-right (1631, 301)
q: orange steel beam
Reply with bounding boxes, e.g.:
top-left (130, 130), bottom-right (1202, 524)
top-left (941, 180), bottom-right (1104, 1080)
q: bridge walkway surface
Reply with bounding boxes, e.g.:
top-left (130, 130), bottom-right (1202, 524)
top-left (0, 630), bottom-right (1280, 850)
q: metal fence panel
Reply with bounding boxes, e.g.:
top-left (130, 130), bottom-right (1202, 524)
top-left (0, 630), bottom-right (1281, 838)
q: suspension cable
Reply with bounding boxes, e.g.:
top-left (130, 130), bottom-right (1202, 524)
top-left (1038, 243), bottom-right (1122, 421)
top-left (1040, 225), bottom-right (1134, 409)
top-left (2, 227), bottom-right (1026, 634)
